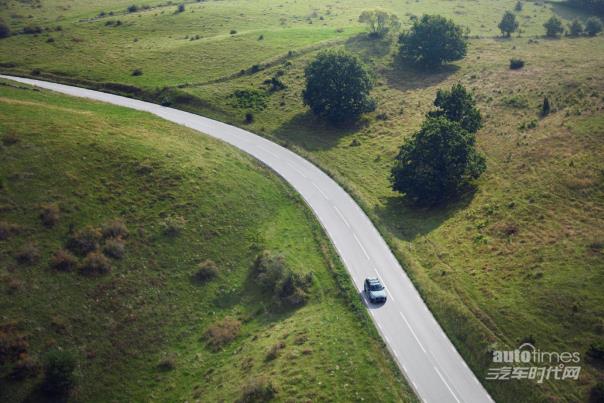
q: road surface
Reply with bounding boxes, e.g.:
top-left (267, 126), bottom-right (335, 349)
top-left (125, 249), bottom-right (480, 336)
top-left (1, 75), bottom-right (494, 403)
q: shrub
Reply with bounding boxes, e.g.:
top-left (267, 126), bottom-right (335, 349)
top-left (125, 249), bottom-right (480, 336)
top-left (22, 25), bottom-right (43, 35)
top-left (79, 251), bottom-right (112, 276)
top-left (0, 221), bottom-right (20, 240)
top-left (127, 4), bottom-right (139, 13)
top-left (2, 132), bottom-right (19, 145)
top-left (515, 1), bottom-right (523, 11)
top-left (252, 251), bottom-right (312, 307)
top-left (230, 29), bottom-right (237, 35)
top-left (203, 317), bottom-right (241, 351)
top-left (585, 17), bottom-right (603, 37)
top-left (157, 354), bottom-right (176, 371)
top-left (398, 14), bottom-right (467, 67)
top-left (229, 89), bottom-right (267, 110)
top-left (265, 341), bottom-right (285, 361)
top-left (509, 58), bottom-right (525, 69)
top-left (245, 112), bottom-right (254, 124)
top-left (390, 116), bottom-right (486, 205)
top-left (303, 50), bottom-right (375, 124)
top-left (541, 96), bottom-right (551, 117)
top-left (586, 342), bottom-right (604, 362)
top-left (31, 68), bottom-right (41, 76)
top-left (15, 243), bottom-right (40, 265)
top-left (46, 37), bottom-right (54, 43)
top-left (258, 34), bottom-right (264, 40)
top-left (131, 68), bottom-right (143, 76)
top-left (103, 238), bottom-right (125, 259)
top-left (42, 350), bottom-right (76, 395)
top-left (544, 16), bottom-right (564, 38)
top-left (162, 216), bottom-right (185, 237)
top-left (0, 19), bottom-right (11, 38)
top-left (569, 19), bottom-right (584, 36)
top-left (193, 259), bottom-right (218, 284)
top-left (11, 354), bottom-right (39, 380)
top-left (40, 203), bottom-right (60, 227)
top-left (101, 219), bottom-right (129, 239)
top-left (51, 249), bottom-right (78, 271)
top-left (263, 76), bottom-right (286, 92)
top-left (237, 377), bottom-right (277, 403)
top-left (591, 382), bottom-right (604, 403)
top-left (67, 226), bottom-right (101, 255)
top-left (498, 11), bottom-right (519, 37)
top-left (428, 84), bottom-right (482, 133)
top-left (358, 9), bottom-right (401, 38)
top-left (177, 3), bottom-right (185, 13)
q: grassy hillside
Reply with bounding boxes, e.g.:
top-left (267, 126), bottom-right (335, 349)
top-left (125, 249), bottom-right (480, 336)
top-left (1, 0), bottom-right (603, 401)
top-left (0, 81), bottom-right (415, 402)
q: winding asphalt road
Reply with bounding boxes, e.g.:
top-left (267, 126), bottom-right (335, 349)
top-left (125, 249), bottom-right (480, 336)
top-left (2, 75), bottom-right (494, 403)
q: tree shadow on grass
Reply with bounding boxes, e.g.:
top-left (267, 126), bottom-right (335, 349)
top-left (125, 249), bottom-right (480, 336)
top-left (273, 111), bottom-right (368, 151)
top-left (373, 186), bottom-right (477, 242)
top-left (344, 33), bottom-right (395, 60)
top-left (381, 58), bottom-right (460, 92)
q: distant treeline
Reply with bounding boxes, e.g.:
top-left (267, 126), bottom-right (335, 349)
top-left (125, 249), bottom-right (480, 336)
top-left (567, 0), bottom-right (604, 14)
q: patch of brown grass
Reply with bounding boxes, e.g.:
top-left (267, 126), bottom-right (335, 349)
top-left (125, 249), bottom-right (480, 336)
top-left (203, 317), bottom-right (241, 351)
top-left (39, 203), bottom-right (60, 228)
top-left (15, 243), bottom-right (40, 265)
top-left (50, 249), bottom-right (78, 272)
top-left (79, 251), bottom-right (112, 276)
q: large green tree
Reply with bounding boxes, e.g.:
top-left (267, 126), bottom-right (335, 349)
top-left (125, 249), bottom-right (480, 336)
top-left (585, 16), bottom-right (603, 36)
top-left (498, 11), bottom-right (519, 37)
top-left (303, 50), bottom-right (375, 124)
top-left (428, 84), bottom-right (482, 133)
top-left (390, 117), bottom-right (486, 205)
top-left (358, 9), bottom-right (401, 38)
top-left (544, 16), bottom-right (564, 37)
top-left (398, 15), bottom-right (468, 67)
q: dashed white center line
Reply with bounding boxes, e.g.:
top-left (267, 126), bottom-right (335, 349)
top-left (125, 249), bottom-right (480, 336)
top-left (311, 182), bottom-right (329, 200)
top-left (434, 366), bottom-right (461, 403)
top-left (333, 205), bottom-right (351, 228)
top-left (399, 312), bottom-right (427, 353)
top-left (352, 233), bottom-right (370, 260)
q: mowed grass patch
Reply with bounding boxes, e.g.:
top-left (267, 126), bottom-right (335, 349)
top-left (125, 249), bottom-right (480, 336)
top-left (0, 83), bottom-right (414, 402)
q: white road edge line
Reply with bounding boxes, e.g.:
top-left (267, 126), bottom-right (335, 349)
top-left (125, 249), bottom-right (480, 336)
top-left (399, 312), bottom-right (427, 353)
top-left (333, 205), bottom-right (351, 228)
top-left (434, 366), bottom-right (461, 403)
top-left (311, 182), bottom-right (329, 200)
top-left (352, 233), bottom-right (370, 260)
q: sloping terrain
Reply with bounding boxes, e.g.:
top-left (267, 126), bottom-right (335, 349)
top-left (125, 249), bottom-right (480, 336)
top-left (0, 81), bottom-right (414, 402)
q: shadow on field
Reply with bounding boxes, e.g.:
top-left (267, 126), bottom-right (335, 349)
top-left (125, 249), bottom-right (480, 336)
top-left (374, 187), bottom-right (477, 241)
top-left (382, 59), bottom-right (459, 92)
top-left (274, 111), bottom-right (368, 151)
top-left (345, 33), bottom-right (394, 60)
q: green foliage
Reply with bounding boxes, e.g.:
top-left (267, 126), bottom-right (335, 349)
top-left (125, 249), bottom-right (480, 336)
top-left (515, 1), bottom-right (523, 12)
top-left (541, 96), bottom-right (551, 117)
top-left (177, 4), bottom-right (185, 13)
top-left (358, 9), bottom-right (401, 38)
top-left (390, 116), bottom-right (486, 205)
top-left (252, 251), bottom-right (312, 307)
top-left (428, 84), bottom-right (482, 133)
top-left (544, 16), bottom-right (564, 38)
top-left (568, 0), bottom-right (604, 13)
top-left (498, 11), bottom-right (519, 37)
top-left (229, 89), bottom-right (268, 110)
top-left (509, 58), bottom-right (525, 69)
top-left (0, 18), bottom-right (10, 39)
top-left (237, 377), bottom-right (277, 402)
top-left (585, 17), bottom-right (603, 37)
top-left (569, 19), bottom-right (584, 36)
top-left (302, 50), bottom-right (375, 124)
top-left (42, 350), bottom-right (76, 395)
top-left (398, 14), bottom-right (468, 67)
top-left (193, 259), bottom-right (218, 284)
top-left (127, 4), bottom-right (138, 13)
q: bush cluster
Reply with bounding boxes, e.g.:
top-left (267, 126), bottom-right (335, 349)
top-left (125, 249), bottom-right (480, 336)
top-left (203, 317), bottom-right (241, 351)
top-left (252, 251), bottom-right (312, 307)
top-left (193, 259), bottom-right (218, 284)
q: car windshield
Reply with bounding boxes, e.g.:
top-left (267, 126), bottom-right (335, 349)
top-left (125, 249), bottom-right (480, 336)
top-left (370, 283), bottom-right (384, 291)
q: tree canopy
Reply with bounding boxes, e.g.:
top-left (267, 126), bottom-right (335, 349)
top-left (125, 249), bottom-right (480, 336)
top-left (544, 16), bottom-right (564, 37)
top-left (390, 117), bottom-right (486, 205)
top-left (585, 16), bottom-right (603, 36)
top-left (398, 15), bottom-right (468, 67)
top-left (358, 9), bottom-right (401, 38)
top-left (302, 50), bottom-right (375, 124)
top-left (498, 11), bottom-right (519, 37)
top-left (428, 84), bottom-right (482, 133)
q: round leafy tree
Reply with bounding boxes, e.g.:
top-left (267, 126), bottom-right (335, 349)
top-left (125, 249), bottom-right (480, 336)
top-left (390, 117), bottom-right (486, 205)
top-left (428, 83), bottom-right (482, 133)
top-left (398, 15), bottom-right (468, 67)
top-left (303, 50), bottom-right (375, 124)
top-left (498, 11), bottom-right (519, 37)
top-left (544, 16), bottom-right (564, 37)
top-left (585, 16), bottom-right (603, 36)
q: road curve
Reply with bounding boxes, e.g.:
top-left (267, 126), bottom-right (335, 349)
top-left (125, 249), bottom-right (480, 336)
top-left (2, 75), bottom-right (494, 403)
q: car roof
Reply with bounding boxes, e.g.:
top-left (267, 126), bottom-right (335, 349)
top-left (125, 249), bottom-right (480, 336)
top-left (366, 277), bottom-right (381, 284)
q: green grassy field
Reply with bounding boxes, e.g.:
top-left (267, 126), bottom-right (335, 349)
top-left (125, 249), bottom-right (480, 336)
top-left (1, 0), bottom-right (604, 401)
top-left (0, 82), bottom-right (415, 402)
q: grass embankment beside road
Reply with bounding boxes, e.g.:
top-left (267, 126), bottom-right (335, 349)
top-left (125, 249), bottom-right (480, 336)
top-left (0, 82), bottom-right (415, 402)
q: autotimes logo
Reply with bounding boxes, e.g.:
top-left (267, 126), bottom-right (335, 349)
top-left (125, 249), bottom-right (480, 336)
top-left (486, 343), bottom-right (582, 383)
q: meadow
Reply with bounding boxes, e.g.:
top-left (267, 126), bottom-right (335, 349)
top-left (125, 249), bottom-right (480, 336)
top-left (0, 82), bottom-right (415, 402)
top-left (1, 0), bottom-right (603, 401)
